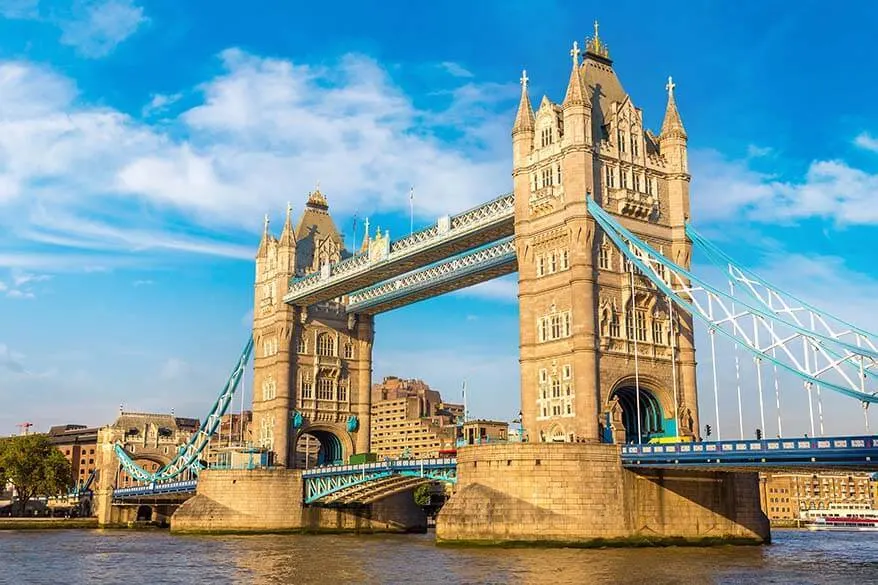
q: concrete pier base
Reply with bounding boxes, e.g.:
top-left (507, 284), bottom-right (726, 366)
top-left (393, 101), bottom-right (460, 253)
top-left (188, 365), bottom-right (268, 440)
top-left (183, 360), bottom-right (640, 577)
top-left (436, 444), bottom-right (770, 546)
top-left (170, 468), bottom-right (427, 534)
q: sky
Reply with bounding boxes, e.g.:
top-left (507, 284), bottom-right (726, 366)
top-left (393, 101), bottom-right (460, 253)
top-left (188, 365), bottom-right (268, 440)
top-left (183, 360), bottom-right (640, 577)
top-left (1, 0), bottom-right (877, 439)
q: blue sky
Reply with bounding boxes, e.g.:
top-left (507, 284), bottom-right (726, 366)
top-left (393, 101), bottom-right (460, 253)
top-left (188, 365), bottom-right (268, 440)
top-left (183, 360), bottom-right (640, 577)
top-left (1, 0), bottom-right (877, 438)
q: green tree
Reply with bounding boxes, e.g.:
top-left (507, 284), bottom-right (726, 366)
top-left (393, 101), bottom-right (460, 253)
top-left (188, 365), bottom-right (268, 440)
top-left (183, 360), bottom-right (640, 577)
top-left (0, 434), bottom-right (71, 516)
top-left (413, 483), bottom-right (432, 506)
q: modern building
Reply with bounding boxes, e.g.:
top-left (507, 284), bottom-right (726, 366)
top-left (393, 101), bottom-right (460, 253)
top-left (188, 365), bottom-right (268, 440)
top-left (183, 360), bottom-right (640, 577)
top-left (369, 376), bottom-right (463, 459)
top-left (759, 471), bottom-right (877, 522)
top-left (47, 424), bottom-right (100, 489)
top-left (460, 420), bottom-right (509, 446)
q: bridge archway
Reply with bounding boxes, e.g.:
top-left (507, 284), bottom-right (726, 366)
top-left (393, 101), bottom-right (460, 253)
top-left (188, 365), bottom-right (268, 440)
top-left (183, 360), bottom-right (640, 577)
top-left (135, 505), bottom-right (152, 522)
top-left (295, 426), bottom-right (353, 468)
top-left (609, 383), bottom-right (667, 443)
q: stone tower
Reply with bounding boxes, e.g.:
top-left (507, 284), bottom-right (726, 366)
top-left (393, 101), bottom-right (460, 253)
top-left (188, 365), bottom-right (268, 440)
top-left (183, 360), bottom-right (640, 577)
top-left (513, 24), bottom-right (699, 445)
top-left (251, 188), bottom-right (373, 468)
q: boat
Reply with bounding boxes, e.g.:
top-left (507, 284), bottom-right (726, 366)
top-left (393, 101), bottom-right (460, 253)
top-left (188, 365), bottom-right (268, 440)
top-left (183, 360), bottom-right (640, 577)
top-left (801, 503), bottom-right (878, 532)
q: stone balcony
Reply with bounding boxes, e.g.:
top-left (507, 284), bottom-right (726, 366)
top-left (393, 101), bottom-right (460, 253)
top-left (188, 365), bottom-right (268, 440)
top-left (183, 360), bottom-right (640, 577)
top-left (606, 187), bottom-right (657, 219)
top-left (528, 185), bottom-right (565, 216)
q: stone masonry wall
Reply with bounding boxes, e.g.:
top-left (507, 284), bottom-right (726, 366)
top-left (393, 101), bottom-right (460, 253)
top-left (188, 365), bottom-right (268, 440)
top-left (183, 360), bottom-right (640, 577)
top-left (436, 444), bottom-right (769, 545)
top-left (171, 468), bottom-right (426, 534)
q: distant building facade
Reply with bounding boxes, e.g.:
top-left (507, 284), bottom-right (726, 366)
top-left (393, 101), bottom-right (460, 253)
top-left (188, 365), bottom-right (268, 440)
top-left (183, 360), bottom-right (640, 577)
top-left (47, 424), bottom-right (99, 489)
top-left (369, 376), bottom-right (463, 459)
top-left (460, 420), bottom-right (509, 446)
top-left (759, 471), bottom-right (878, 522)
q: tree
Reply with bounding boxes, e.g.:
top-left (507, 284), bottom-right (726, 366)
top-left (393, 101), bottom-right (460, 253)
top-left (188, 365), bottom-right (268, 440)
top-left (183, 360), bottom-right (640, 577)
top-left (0, 434), bottom-right (71, 516)
top-left (413, 483), bottom-right (433, 507)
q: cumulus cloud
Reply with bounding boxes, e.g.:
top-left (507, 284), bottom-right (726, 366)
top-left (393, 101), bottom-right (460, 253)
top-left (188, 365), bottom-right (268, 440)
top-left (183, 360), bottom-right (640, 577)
top-left (854, 131), bottom-right (878, 153)
top-left (0, 49), bottom-right (515, 273)
top-left (454, 274), bottom-right (518, 303)
top-left (691, 147), bottom-right (878, 225)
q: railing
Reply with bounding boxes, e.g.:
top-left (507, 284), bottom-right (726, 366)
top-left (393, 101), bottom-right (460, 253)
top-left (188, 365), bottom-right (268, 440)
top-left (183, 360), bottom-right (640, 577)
top-left (621, 435), bottom-right (878, 468)
top-left (286, 192), bottom-right (514, 301)
top-left (302, 457), bottom-right (457, 478)
top-left (113, 479), bottom-right (198, 499)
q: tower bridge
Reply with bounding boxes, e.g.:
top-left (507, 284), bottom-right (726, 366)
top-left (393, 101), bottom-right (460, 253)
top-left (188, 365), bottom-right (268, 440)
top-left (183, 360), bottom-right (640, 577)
top-left (101, 23), bottom-right (878, 545)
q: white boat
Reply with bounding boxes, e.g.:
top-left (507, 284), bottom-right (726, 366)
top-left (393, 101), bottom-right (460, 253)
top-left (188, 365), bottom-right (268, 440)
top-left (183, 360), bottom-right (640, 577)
top-left (801, 503), bottom-right (878, 532)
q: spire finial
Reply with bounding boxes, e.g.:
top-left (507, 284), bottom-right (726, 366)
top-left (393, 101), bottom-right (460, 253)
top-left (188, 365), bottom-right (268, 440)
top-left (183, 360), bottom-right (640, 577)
top-left (520, 69), bottom-right (529, 89)
top-left (286, 201), bottom-right (292, 221)
top-left (263, 213), bottom-right (270, 234)
top-left (364, 217), bottom-right (370, 239)
top-left (585, 19), bottom-right (610, 59)
top-left (570, 41), bottom-right (580, 66)
top-left (315, 180), bottom-right (320, 192)
top-left (666, 76), bottom-right (676, 97)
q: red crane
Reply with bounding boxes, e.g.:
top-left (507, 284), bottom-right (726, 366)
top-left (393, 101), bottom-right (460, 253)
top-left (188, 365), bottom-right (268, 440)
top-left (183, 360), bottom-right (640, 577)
top-left (16, 422), bottom-right (33, 436)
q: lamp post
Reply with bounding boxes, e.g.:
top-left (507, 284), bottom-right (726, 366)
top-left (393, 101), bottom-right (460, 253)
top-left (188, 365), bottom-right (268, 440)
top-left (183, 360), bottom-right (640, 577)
top-left (518, 410), bottom-right (525, 443)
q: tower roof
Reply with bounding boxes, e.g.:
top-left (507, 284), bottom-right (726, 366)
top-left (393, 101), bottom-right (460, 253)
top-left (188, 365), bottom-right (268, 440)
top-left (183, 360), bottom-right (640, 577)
top-left (563, 41), bottom-right (590, 108)
top-left (294, 186), bottom-right (347, 269)
top-left (512, 69), bottom-right (535, 134)
top-left (584, 20), bottom-right (610, 62)
top-left (660, 76), bottom-right (687, 140)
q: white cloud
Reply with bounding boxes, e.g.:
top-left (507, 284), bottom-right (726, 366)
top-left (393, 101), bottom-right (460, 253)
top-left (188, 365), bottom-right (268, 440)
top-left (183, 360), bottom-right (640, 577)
top-left (11, 270), bottom-right (51, 287)
top-left (58, 0), bottom-right (146, 58)
top-left (6, 289), bottom-right (35, 299)
top-left (854, 131), bottom-right (878, 153)
top-left (0, 50), bottom-right (513, 273)
top-left (746, 144), bottom-right (773, 158)
top-left (0, 343), bottom-right (27, 373)
top-left (132, 279), bottom-right (153, 286)
top-left (691, 147), bottom-right (878, 225)
top-left (142, 92), bottom-right (183, 116)
top-left (438, 61), bottom-right (474, 78)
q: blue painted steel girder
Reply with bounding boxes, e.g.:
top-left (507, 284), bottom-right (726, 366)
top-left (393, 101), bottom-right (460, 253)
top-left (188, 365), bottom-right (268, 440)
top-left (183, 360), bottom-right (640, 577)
top-left (621, 435), bottom-right (878, 471)
top-left (346, 237), bottom-right (516, 314)
top-left (303, 458), bottom-right (457, 504)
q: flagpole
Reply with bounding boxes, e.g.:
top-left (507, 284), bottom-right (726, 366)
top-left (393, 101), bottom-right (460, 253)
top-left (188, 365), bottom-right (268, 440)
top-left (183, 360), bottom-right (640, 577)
top-left (409, 185), bottom-right (414, 236)
top-left (462, 379), bottom-right (468, 423)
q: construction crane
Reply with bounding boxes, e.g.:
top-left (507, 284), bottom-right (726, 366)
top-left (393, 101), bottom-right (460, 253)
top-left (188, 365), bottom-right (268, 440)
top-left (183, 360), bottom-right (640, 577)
top-left (16, 422), bottom-right (32, 436)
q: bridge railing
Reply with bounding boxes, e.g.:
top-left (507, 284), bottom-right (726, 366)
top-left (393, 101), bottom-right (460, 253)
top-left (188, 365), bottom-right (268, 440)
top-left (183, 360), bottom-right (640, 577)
top-left (112, 479), bottom-right (198, 499)
top-left (301, 457), bottom-right (457, 479)
top-left (285, 193), bottom-right (514, 302)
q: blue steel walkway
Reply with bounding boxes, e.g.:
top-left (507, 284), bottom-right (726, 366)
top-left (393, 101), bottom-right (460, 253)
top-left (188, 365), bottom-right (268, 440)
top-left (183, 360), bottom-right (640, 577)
top-left (621, 435), bottom-right (878, 471)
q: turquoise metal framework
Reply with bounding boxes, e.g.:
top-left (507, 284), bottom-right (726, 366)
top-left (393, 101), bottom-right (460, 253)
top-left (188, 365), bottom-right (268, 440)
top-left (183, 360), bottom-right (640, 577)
top-left (587, 198), bottom-right (878, 406)
top-left (302, 458), bottom-right (457, 504)
top-left (113, 337), bottom-right (254, 483)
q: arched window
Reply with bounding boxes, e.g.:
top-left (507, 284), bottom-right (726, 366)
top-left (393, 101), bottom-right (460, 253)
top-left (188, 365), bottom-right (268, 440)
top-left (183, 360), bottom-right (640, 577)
top-left (317, 333), bottom-right (335, 357)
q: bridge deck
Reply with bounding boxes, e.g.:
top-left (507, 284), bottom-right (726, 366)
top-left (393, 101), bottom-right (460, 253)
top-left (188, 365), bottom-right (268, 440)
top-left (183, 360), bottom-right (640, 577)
top-left (284, 194), bottom-right (513, 306)
top-left (346, 237), bottom-right (516, 314)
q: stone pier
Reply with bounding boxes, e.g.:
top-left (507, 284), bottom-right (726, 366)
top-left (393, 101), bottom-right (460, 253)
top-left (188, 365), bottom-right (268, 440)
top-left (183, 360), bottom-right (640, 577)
top-left (170, 468), bottom-right (427, 534)
top-left (436, 444), bottom-right (770, 546)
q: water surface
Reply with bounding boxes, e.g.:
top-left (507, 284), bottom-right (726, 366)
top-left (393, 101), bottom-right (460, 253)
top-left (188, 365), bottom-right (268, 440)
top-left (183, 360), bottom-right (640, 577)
top-left (1, 529), bottom-right (876, 584)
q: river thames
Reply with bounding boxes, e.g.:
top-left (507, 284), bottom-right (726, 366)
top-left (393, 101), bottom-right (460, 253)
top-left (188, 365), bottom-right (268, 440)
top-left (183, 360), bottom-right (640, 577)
top-left (1, 529), bottom-right (876, 584)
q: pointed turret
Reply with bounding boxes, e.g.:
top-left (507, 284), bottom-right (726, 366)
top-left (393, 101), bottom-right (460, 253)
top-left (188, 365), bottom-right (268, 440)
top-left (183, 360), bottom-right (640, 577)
top-left (279, 201), bottom-right (295, 247)
top-left (660, 76), bottom-right (687, 141)
top-left (563, 41), bottom-right (589, 108)
top-left (512, 69), bottom-right (535, 135)
top-left (256, 213), bottom-right (274, 258)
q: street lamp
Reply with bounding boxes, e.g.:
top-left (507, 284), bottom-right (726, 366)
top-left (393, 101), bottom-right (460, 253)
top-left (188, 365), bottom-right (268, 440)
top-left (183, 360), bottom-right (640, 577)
top-left (517, 410), bottom-right (525, 443)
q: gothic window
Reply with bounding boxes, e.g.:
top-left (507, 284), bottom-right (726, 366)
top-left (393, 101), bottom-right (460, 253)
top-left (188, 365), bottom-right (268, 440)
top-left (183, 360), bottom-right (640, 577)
top-left (532, 173), bottom-right (538, 192)
top-left (538, 318), bottom-right (547, 343)
top-left (316, 333), bottom-right (335, 357)
top-left (653, 321), bottom-right (665, 346)
top-left (635, 310), bottom-right (647, 342)
top-left (297, 336), bottom-right (306, 354)
top-left (316, 377), bottom-right (334, 400)
top-left (551, 378), bottom-right (561, 398)
top-left (609, 312), bottom-right (621, 338)
top-left (261, 377), bottom-right (277, 401)
top-left (262, 337), bottom-right (278, 357)
top-left (549, 253), bottom-right (557, 273)
top-left (621, 169), bottom-right (629, 189)
top-left (599, 246), bottom-right (611, 270)
top-left (337, 379), bottom-right (348, 402)
top-left (541, 167), bottom-right (553, 187)
top-left (344, 343), bottom-right (353, 359)
top-left (301, 374), bottom-right (313, 399)
top-left (633, 173), bottom-right (642, 192)
top-left (646, 176), bottom-right (655, 195)
top-left (560, 249), bottom-right (569, 270)
top-left (537, 255), bottom-right (546, 277)
top-left (538, 310), bottom-right (572, 343)
top-left (617, 129), bottom-right (626, 153)
top-left (631, 134), bottom-right (640, 157)
top-left (259, 417), bottom-right (274, 449)
top-left (605, 165), bottom-right (616, 189)
top-left (556, 164), bottom-right (562, 185)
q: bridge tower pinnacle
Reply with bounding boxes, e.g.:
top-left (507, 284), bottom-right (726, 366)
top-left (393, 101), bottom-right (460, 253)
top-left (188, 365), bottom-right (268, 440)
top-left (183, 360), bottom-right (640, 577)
top-left (514, 25), bottom-right (699, 445)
